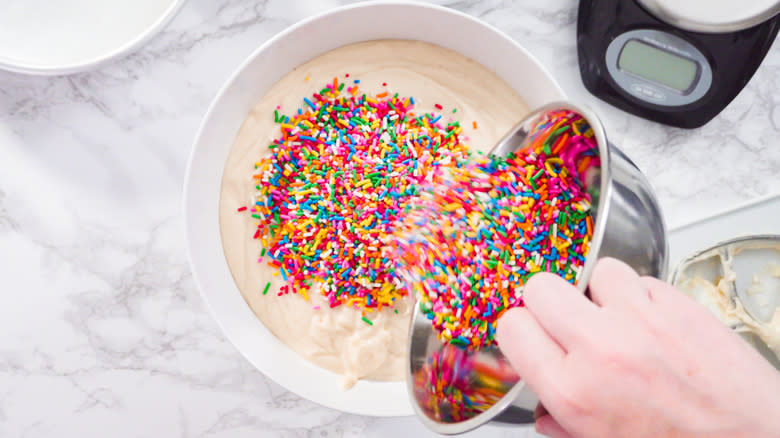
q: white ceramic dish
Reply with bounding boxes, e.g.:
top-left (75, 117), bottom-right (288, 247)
top-left (0, 0), bottom-right (185, 75)
top-left (184, 1), bottom-right (565, 416)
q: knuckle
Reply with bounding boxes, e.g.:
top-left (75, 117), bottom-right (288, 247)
top-left (592, 257), bottom-right (618, 276)
top-left (553, 382), bottom-right (591, 419)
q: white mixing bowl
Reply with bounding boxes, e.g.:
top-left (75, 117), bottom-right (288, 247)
top-left (184, 0), bottom-right (565, 416)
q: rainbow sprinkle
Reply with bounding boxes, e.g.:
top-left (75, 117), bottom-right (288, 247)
top-left (245, 78), bottom-right (470, 312)
top-left (395, 110), bottom-right (598, 349)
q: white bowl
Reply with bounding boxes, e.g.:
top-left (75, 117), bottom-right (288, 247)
top-left (0, 0), bottom-right (185, 75)
top-left (184, 0), bottom-right (565, 417)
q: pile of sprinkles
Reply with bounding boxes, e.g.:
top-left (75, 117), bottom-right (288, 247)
top-left (243, 77), bottom-right (471, 314)
top-left (395, 110), bottom-right (599, 349)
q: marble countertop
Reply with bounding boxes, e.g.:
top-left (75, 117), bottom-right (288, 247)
top-left (1, 0), bottom-right (778, 436)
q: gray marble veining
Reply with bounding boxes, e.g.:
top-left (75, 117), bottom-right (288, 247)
top-left (0, 0), bottom-right (777, 436)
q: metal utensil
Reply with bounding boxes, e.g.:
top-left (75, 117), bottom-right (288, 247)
top-left (406, 101), bottom-right (669, 434)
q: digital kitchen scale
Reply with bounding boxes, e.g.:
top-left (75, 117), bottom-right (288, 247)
top-left (577, 0), bottom-right (780, 128)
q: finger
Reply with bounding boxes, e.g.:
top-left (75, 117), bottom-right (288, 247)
top-left (588, 257), bottom-right (650, 308)
top-left (522, 272), bottom-right (600, 348)
top-left (641, 276), bottom-right (751, 341)
top-left (640, 276), bottom-right (685, 304)
top-left (640, 276), bottom-right (669, 301)
top-left (497, 307), bottom-right (565, 393)
top-left (640, 276), bottom-right (717, 321)
top-left (536, 414), bottom-right (575, 438)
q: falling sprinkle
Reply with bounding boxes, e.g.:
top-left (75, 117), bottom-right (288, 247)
top-left (394, 110), bottom-right (598, 349)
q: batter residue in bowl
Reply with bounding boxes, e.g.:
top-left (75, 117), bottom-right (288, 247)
top-left (674, 242), bottom-right (780, 367)
top-left (219, 40), bottom-right (526, 387)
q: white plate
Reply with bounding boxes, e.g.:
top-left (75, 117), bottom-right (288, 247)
top-left (0, 0), bottom-right (185, 75)
top-left (184, 1), bottom-right (565, 416)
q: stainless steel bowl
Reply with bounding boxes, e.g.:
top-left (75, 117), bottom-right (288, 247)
top-left (406, 102), bottom-right (669, 434)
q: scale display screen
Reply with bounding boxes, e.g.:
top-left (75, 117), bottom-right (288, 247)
top-left (618, 40), bottom-right (698, 92)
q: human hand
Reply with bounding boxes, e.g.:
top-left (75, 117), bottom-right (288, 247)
top-left (496, 258), bottom-right (780, 438)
